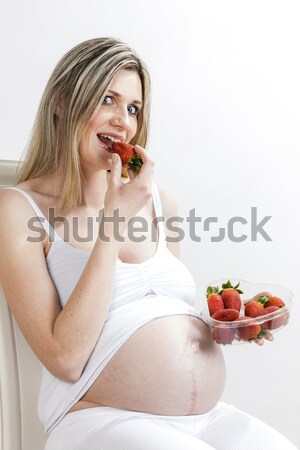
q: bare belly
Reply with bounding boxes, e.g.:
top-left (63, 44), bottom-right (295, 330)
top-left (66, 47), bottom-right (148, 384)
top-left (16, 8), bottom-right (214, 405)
top-left (67, 315), bottom-right (226, 416)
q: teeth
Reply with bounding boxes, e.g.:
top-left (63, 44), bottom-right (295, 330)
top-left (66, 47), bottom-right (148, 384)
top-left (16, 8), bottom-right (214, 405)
top-left (99, 134), bottom-right (122, 143)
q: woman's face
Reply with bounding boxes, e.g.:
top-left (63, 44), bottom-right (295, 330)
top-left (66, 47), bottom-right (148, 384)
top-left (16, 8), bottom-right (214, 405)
top-left (78, 69), bottom-right (143, 173)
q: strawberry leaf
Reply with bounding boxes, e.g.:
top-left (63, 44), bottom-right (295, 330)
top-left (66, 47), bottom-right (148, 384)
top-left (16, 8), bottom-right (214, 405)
top-left (221, 280), bottom-right (232, 290)
top-left (206, 286), bottom-right (219, 298)
top-left (233, 282), bottom-right (243, 294)
top-left (128, 155), bottom-right (143, 175)
top-left (220, 280), bottom-right (243, 295)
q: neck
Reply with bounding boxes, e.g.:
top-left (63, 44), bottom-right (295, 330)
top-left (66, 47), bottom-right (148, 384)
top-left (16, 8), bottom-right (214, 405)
top-left (80, 172), bottom-right (109, 209)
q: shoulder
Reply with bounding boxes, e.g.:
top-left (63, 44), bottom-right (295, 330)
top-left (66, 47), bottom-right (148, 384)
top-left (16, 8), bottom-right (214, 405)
top-left (0, 186), bottom-right (46, 246)
top-left (0, 186), bottom-right (28, 212)
top-left (156, 184), bottom-right (179, 219)
top-left (0, 182), bottom-right (35, 214)
top-left (0, 188), bottom-right (29, 237)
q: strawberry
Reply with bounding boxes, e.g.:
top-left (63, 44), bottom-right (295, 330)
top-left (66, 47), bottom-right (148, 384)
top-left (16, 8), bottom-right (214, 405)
top-left (212, 325), bottom-right (235, 345)
top-left (219, 280), bottom-right (243, 312)
top-left (112, 142), bottom-right (143, 175)
top-left (236, 317), bottom-right (261, 341)
top-left (244, 300), bottom-right (265, 318)
top-left (207, 294), bottom-right (224, 316)
top-left (206, 286), bottom-right (224, 316)
top-left (265, 296), bottom-right (285, 308)
top-left (212, 308), bottom-right (239, 321)
top-left (258, 306), bottom-right (288, 330)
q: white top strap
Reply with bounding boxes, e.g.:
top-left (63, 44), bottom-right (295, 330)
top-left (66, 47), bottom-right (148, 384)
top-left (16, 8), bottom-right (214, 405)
top-left (151, 181), bottom-right (166, 246)
top-left (151, 182), bottom-right (164, 218)
top-left (2, 186), bottom-right (61, 242)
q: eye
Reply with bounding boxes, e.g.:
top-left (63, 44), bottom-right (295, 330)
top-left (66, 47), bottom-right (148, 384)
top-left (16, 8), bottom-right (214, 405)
top-left (102, 95), bottom-right (113, 105)
top-left (128, 104), bottom-right (140, 116)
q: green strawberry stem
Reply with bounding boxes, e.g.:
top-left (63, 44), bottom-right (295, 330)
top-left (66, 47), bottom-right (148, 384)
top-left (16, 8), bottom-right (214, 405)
top-left (206, 286), bottom-right (220, 298)
top-left (256, 296), bottom-right (269, 306)
top-left (128, 155), bottom-right (143, 175)
top-left (219, 280), bottom-right (243, 295)
top-left (244, 295), bottom-right (269, 307)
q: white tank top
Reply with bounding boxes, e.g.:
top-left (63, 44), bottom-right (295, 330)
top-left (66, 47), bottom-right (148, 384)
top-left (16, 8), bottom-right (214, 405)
top-left (4, 184), bottom-right (201, 435)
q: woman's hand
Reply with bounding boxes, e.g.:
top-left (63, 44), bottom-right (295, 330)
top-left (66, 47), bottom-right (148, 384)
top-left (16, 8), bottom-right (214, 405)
top-left (254, 331), bottom-right (274, 346)
top-left (103, 145), bottom-right (155, 237)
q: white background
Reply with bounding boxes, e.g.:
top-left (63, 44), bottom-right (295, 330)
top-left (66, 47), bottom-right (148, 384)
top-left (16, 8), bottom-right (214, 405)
top-left (1, 0), bottom-right (300, 447)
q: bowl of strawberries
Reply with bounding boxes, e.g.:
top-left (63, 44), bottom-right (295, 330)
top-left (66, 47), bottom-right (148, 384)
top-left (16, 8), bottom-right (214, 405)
top-left (200, 278), bottom-right (295, 345)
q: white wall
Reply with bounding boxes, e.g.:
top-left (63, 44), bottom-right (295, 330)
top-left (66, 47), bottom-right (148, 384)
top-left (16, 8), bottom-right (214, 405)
top-left (1, 0), bottom-right (300, 447)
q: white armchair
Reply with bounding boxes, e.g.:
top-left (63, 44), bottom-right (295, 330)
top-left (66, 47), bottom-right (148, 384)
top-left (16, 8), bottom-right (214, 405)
top-left (0, 160), bottom-right (46, 450)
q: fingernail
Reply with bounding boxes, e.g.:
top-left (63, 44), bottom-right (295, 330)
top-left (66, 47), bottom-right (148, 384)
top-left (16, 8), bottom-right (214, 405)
top-left (112, 153), bottom-right (118, 163)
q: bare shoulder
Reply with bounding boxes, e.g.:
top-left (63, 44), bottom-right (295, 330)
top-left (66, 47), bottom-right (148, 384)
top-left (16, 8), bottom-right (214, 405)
top-left (0, 186), bottom-right (32, 223)
top-left (0, 185), bottom-right (44, 238)
top-left (0, 180), bottom-right (35, 206)
top-left (0, 178), bottom-right (53, 229)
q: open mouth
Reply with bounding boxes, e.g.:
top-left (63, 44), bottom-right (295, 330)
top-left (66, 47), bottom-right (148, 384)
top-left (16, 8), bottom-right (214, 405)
top-left (97, 134), bottom-right (123, 152)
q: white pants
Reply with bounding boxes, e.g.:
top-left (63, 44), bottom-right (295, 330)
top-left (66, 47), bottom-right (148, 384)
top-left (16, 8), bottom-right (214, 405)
top-left (44, 402), bottom-right (298, 450)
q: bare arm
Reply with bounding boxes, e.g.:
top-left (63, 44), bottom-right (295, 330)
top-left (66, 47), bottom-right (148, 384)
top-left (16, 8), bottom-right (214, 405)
top-left (0, 147), bottom-right (154, 382)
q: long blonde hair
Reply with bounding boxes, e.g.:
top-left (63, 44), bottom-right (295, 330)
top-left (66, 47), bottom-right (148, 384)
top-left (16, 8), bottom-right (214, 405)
top-left (16, 37), bottom-right (151, 210)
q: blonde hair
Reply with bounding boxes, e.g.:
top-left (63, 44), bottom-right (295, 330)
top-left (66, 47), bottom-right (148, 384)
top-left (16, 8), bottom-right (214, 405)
top-left (16, 37), bottom-right (151, 210)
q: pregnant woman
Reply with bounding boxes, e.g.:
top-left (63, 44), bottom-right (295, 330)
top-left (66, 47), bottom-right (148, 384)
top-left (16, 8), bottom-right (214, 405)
top-left (0, 37), bottom-right (297, 450)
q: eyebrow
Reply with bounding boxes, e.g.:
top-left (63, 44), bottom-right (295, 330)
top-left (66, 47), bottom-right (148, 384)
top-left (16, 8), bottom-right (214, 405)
top-left (107, 90), bottom-right (143, 106)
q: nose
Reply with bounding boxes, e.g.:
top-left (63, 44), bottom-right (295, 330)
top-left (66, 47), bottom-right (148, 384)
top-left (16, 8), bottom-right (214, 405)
top-left (110, 106), bottom-right (131, 130)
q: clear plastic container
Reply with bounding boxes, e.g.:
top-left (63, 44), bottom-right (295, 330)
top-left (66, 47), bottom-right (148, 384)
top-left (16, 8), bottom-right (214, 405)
top-left (200, 278), bottom-right (295, 345)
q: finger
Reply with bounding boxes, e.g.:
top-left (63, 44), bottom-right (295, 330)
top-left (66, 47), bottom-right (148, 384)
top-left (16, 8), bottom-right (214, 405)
top-left (109, 153), bottom-right (122, 183)
top-left (127, 167), bottom-right (136, 181)
top-left (254, 338), bottom-right (264, 346)
top-left (133, 144), bottom-right (150, 162)
top-left (133, 145), bottom-right (154, 181)
top-left (264, 332), bottom-right (274, 341)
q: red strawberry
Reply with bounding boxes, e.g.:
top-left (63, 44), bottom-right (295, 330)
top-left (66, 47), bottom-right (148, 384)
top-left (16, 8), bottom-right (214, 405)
top-left (219, 280), bottom-right (243, 312)
top-left (212, 325), bottom-right (235, 345)
top-left (244, 300), bottom-right (265, 318)
top-left (112, 142), bottom-right (143, 175)
top-left (212, 308), bottom-right (239, 322)
top-left (207, 294), bottom-right (224, 316)
top-left (258, 306), bottom-right (288, 330)
top-left (236, 317), bottom-right (261, 341)
top-left (265, 296), bottom-right (285, 308)
top-left (206, 286), bottom-right (224, 316)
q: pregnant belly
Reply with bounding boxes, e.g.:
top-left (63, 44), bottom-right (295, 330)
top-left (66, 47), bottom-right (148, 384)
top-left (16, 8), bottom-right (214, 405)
top-left (69, 315), bottom-right (226, 416)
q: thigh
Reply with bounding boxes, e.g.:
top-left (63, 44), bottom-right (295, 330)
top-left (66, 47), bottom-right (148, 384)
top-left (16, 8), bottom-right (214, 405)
top-left (45, 408), bottom-right (215, 450)
top-left (197, 403), bottom-right (298, 450)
